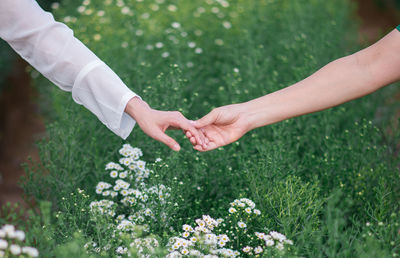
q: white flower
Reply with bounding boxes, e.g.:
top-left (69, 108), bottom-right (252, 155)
top-left (51, 2), bottom-right (60, 9)
top-left (195, 48), bottom-right (203, 54)
top-left (254, 246), bottom-right (263, 254)
top-left (217, 240), bottom-right (226, 247)
top-left (254, 209), bottom-right (261, 215)
top-left (155, 42), bottom-right (164, 48)
top-left (181, 248), bottom-right (189, 255)
top-left (188, 42), bottom-right (196, 48)
top-left (228, 207), bottom-right (236, 214)
top-left (110, 171), bottom-right (118, 178)
top-left (77, 6), bottom-right (85, 13)
top-left (242, 246), bottom-right (252, 253)
top-left (265, 239), bottom-right (274, 246)
top-left (190, 236), bottom-right (197, 243)
top-left (237, 221), bottom-right (246, 228)
top-left (182, 224), bottom-right (193, 232)
top-left (3, 225), bottom-right (15, 236)
top-left (270, 231), bottom-right (286, 242)
top-left (10, 244), bottom-right (21, 255)
top-left (22, 247), bottom-right (39, 257)
top-left (167, 5), bottom-right (177, 11)
top-left (222, 21), bottom-right (232, 29)
top-left (276, 243), bottom-right (284, 250)
top-left (245, 207), bottom-right (252, 214)
top-left (121, 6), bottom-right (130, 14)
top-left (14, 230), bottom-right (25, 241)
top-left (220, 234), bottom-right (229, 243)
top-left (119, 172), bottom-right (127, 178)
top-left (171, 22), bottom-right (181, 28)
top-left (0, 230), bottom-right (4, 238)
top-left (162, 52), bottom-right (170, 58)
top-left (0, 250), bottom-right (4, 257)
top-left (182, 231), bottom-right (190, 238)
top-left (284, 239), bottom-right (294, 245)
top-left (0, 240), bottom-right (7, 249)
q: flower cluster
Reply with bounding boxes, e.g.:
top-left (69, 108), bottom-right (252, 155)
top-left (168, 215), bottom-right (239, 257)
top-left (168, 198), bottom-right (293, 257)
top-left (87, 144), bottom-right (170, 257)
top-left (0, 224), bottom-right (38, 257)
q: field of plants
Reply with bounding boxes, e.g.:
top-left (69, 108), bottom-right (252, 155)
top-left (1, 0), bottom-right (400, 257)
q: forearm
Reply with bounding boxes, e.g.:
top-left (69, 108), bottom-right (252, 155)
top-left (244, 30), bottom-right (400, 130)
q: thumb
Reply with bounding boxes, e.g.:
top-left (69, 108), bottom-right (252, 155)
top-left (154, 131), bottom-right (181, 151)
top-left (194, 109), bottom-right (218, 128)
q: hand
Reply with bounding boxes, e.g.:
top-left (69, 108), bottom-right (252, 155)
top-left (188, 104), bottom-right (251, 151)
top-left (125, 97), bottom-right (206, 151)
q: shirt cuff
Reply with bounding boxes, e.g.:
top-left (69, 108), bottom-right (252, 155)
top-left (112, 91), bottom-right (140, 139)
top-left (72, 60), bottom-right (140, 139)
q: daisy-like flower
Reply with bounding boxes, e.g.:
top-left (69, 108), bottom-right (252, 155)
top-left (22, 246), bottom-right (39, 257)
top-left (253, 209), bottom-right (261, 215)
top-left (254, 246), bottom-right (263, 254)
top-left (276, 243), bottom-right (284, 250)
top-left (10, 244), bottom-right (21, 255)
top-left (220, 234), bottom-right (229, 243)
top-left (171, 22), bottom-right (181, 28)
top-left (190, 236), bottom-right (197, 243)
top-left (270, 231), bottom-right (286, 242)
top-left (245, 207), bottom-right (252, 214)
top-left (242, 246), bottom-right (252, 253)
top-left (228, 207), bottom-right (237, 214)
top-left (110, 170), bottom-right (118, 178)
top-left (195, 47), bottom-right (203, 54)
top-left (284, 239), bottom-right (294, 245)
top-left (180, 248), bottom-right (189, 255)
top-left (183, 224), bottom-right (193, 232)
top-left (237, 221), bottom-right (247, 228)
top-left (120, 189), bottom-right (129, 196)
top-left (119, 171), bottom-right (127, 178)
top-left (265, 239), bottom-right (274, 246)
top-left (182, 231), bottom-right (190, 238)
top-left (0, 239), bottom-right (8, 249)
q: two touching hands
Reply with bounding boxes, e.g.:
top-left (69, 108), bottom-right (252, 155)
top-left (125, 97), bottom-right (251, 152)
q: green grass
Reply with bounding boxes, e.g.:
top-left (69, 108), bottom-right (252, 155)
top-left (4, 0), bottom-right (399, 256)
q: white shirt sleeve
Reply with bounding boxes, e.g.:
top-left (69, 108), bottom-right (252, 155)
top-left (0, 0), bottom-right (139, 139)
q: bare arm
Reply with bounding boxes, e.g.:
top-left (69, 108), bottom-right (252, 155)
top-left (191, 29), bottom-right (400, 151)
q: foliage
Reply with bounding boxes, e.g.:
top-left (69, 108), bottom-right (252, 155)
top-left (10, 0), bottom-right (400, 257)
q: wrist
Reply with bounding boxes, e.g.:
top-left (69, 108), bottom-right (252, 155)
top-left (125, 97), bottom-right (151, 121)
top-left (241, 98), bottom-right (276, 131)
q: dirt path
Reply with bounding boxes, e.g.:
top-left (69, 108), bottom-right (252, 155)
top-left (0, 59), bottom-right (45, 207)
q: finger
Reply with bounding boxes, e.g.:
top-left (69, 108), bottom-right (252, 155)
top-left (186, 131), bottom-right (192, 138)
top-left (176, 118), bottom-right (204, 146)
top-left (201, 141), bottom-right (218, 151)
top-left (194, 110), bottom-right (218, 128)
top-left (190, 136), bottom-right (196, 145)
top-left (193, 145), bottom-right (206, 152)
top-left (154, 131), bottom-right (181, 151)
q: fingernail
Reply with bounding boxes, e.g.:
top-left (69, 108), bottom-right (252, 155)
top-left (173, 144), bottom-right (180, 151)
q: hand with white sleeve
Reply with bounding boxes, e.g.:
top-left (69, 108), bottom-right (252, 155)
top-left (0, 0), bottom-right (205, 151)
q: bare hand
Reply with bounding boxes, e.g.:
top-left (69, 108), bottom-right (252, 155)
top-left (188, 104), bottom-right (251, 151)
top-left (125, 97), bottom-right (206, 151)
